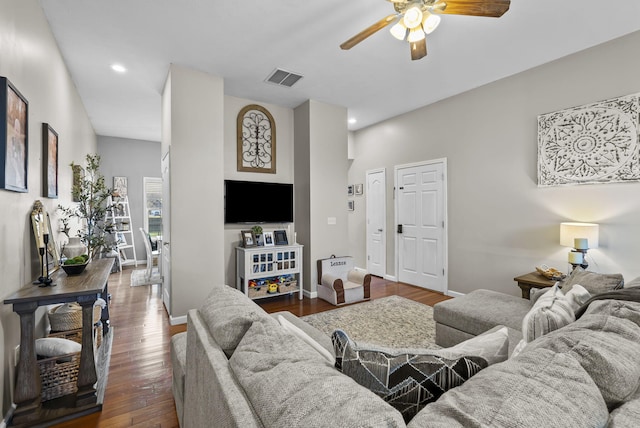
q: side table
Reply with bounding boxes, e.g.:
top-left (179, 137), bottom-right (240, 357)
top-left (513, 271), bottom-right (557, 299)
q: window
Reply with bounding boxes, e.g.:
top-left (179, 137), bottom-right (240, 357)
top-left (143, 177), bottom-right (162, 237)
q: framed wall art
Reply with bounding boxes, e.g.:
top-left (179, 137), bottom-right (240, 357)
top-left (237, 104), bottom-right (276, 173)
top-left (538, 92), bottom-right (640, 186)
top-left (42, 123), bottom-right (58, 198)
top-left (1, 76), bottom-right (28, 192)
top-left (113, 176), bottom-right (128, 197)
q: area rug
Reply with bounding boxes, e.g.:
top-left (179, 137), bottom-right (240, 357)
top-left (301, 295), bottom-right (437, 349)
top-left (130, 268), bottom-right (161, 287)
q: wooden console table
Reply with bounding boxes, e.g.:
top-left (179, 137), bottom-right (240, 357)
top-left (3, 258), bottom-right (113, 427)
top-left (513, 271), bottom-right (557, 299)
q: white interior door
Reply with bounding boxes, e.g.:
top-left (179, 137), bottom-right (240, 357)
top-left (396, 159), bottom-right (447, 293)
top-left (366, 168), bottom-right (386, 277)
top-left (161, 150), bottom-right (171, 313)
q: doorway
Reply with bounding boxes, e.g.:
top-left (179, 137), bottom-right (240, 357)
top-left (395, 159), bottom-right (447, 293)
top-left (366, 168), bottom-right (386, 277)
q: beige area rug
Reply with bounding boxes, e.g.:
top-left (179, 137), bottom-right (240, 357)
top-left (301, 295), bottom-right (437, 349)
top-left (130, 268), bottom-right (161, 287)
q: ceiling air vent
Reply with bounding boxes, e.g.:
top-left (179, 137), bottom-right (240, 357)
top-left (265, 68), bottom-right (303, 88)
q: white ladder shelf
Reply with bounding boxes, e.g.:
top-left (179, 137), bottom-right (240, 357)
top-left (106, 195), bottom-right (138, 271)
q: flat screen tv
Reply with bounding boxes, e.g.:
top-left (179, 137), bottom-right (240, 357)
top-left (224, 180), bottom-right (294, 224)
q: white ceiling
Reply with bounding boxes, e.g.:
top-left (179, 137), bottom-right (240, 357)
top-left (39, 0), bottom-right (640, 142)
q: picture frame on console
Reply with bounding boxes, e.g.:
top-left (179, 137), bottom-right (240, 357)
top-left (1, 76), bottom-right (28, 193)
top-left (274, 230), bottom-right (288, 246)
top-left (241, 230), bottom-right (257, 247)
top-left (263, 231), bottom-right (275, 247)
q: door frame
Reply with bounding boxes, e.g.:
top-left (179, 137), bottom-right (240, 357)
top-left (366, 167), bottom-right (386, 277)
top-left (393, 158), bottom-right (448, 294)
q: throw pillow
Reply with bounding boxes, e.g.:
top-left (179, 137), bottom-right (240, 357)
top-left (560, 266), bottom-right (624, 295)
top-left (198, 285), bottom-right (276, 356)
top-left (277, 314), bottom-right (335, 364)
top-left (521, 285), bottom-right (575, 344)
top-left (331, 329), bottom-right (505, 422)
top-left (35, 337), bottom-right (81, 357)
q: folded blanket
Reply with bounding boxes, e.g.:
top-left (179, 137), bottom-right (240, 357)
top-left (575, 288), bottom-right (640, 319)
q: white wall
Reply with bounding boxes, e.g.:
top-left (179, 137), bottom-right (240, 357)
top-left (162, 64), bottom-right (225, 319)
top-left (98, 136), bottom-right (161, 261)
top-left (348, 30), bottom-right (640, 296)
top-left (0, 0), bottom-right (97, 414)
top-left (295, 100), bottom-right (349, 292)
top-left (223, 96), bottom-right (295, 287)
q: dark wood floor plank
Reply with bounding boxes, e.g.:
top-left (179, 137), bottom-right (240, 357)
top-left (53, 271), bottom-right (448, 427)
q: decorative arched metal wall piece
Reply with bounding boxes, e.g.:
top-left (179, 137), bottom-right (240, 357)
top-left (237, 104), bottom-right (276, 173)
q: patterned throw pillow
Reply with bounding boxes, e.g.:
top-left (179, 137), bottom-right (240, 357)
top-left (332, 329), bottom-right (489, 422)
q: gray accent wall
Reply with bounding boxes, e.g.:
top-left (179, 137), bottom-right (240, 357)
top-left (348, 30), bottom-right (640, 296)
top-left (0, 0), bottom-right (97, 414)
top-left (98, 136), bottom-right (161, 262)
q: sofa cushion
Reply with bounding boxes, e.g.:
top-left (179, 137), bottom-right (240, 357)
top-left (560, 267), bottom-right (624, 295)
top-left (525, 300), bottom-right (640, 409)
top-left (198, 285), bottom-right (274, 356)
top-left (270, 310), bottom-right (334, 356)
top-left (434, 289), bottom-right (531, 336)
top-left (229, 318), bottom-right (405, 428)
top-left (407, 348), bottom-right (609, 428)
top-left (624, 276), bottom-right (640, 289)
top-left (277, 314), bottom-right (335, 364)
top-left (608, 385), bottom-right (640, 427)
top-left (332, 327), bottom-right (508, 422)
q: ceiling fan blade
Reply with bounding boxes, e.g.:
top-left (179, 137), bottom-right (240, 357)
top-left (435, 0), bottom-right (510, 17)
top-left (410, 38), bottom-right (427, 60)
top-left (340, 14), bottom-right (399, 50)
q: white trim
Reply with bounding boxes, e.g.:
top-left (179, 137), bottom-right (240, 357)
top-left (446, 290), bottom-right (465, 298)
top-left (394, 158), bottom-right (448, 294)
top-left (304, 290), bottom-right (318, 299)
top-left (384, 274), bottom-right (398, 282)
top-left (365, 167), bottom-right (387, 278)
top-left (169, 314), bottom-right (187, 326)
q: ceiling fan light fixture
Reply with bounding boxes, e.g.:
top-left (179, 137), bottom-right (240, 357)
top-left (403, 6), bottom-right (423, 29)
top-left (422, 13), bottom-right (441, 34)
top-left (407, 27), bottom-right (425, 43)
top-left (389, 21), bottom-right (408, 41)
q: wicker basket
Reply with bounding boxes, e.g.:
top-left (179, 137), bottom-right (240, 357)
top-left (48, 303), bottom-right (102, 332)
top-left (278, 281), bottom-right (298, 293)
top-left (38, 330), bottom-right (82, 401)
top-left (248, 286), bottom-right (268, 298)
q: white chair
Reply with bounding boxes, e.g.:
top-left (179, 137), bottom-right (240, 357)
top-left (139, 228), bottom-right (161, 284)
top-left (317, 256), bottom-right (371, 306)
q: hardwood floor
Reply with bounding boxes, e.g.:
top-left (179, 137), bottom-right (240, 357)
top-left (54, 272), bottom-right (448, 427)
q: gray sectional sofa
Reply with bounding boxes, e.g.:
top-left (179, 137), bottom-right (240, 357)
top-left (171, 275), bottom-right (640, 427)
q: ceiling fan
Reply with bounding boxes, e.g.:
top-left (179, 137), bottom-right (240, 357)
top-left (340, 0), bottom-right (510, 60)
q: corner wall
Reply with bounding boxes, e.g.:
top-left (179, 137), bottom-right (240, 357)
top-left (162, 64), bottom-right (225, 319)
top-left (0, 0), bottom-right (97, 415)
top-left (348, 30), bottom-right (640, 296)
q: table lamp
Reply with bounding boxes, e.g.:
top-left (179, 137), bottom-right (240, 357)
top-left (560, 222), bottom-right (599, 270)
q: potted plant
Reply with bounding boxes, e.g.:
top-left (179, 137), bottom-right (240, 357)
top-left (58, 154), bottom-right (114, 259)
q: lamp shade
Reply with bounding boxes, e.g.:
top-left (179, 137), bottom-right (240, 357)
top-left (560, 222), bottom-right (599, 249)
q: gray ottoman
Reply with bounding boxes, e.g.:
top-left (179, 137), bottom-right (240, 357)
top-left (434, 289), bottom-right (531, 355)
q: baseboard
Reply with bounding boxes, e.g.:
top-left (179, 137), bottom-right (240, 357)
top-left (446, 290), bottom-right (465, 298)
top-left (1, 404), bottom-right (16, 428)
top-left (169, 314), bottom-right (187, 325)
top-left (303, 290), bottom-right (318, 299)
top-left (384, 274), bottom-right (397, 282)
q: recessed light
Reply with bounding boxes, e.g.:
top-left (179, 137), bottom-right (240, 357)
top-left (348, 118), bottom-right (357, 125)
top-left (111, 64), bottom-right (127, 73)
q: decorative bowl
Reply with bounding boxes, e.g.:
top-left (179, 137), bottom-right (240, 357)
top-left (61, 261), bottom-right (89, 275)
